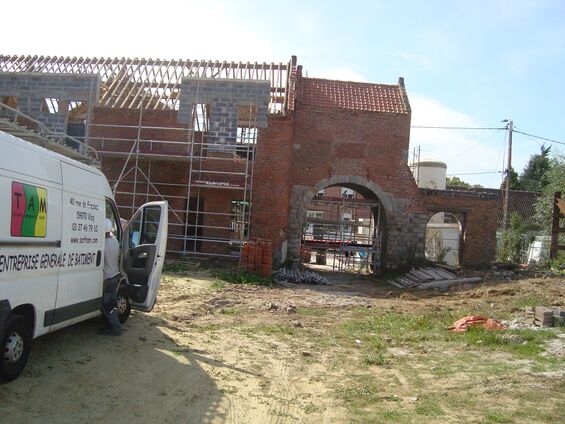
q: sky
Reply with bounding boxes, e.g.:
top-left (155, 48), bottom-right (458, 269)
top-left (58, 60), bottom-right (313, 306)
top-left (3, 0), bottom-right (565, 188)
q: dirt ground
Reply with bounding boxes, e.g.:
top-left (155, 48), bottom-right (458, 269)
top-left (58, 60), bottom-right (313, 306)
top-left (0, 267), bottom-right (563, 423)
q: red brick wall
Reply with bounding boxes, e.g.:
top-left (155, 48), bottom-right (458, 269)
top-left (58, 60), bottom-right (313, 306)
top-left (421, 189), bottom-right (499, 266)
top-left (250, 116), bottom-right (294, 257)
top-left (290, 105), bottom-right (423, 210)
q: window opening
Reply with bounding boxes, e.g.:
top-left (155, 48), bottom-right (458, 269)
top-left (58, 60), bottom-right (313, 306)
top-left (192, 103), bottom-right (209, 132)
top-left (41, 98), bottom-right (60, 114)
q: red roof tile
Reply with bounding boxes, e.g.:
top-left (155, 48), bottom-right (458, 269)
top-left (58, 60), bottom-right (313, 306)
top-left (299, 77), bottom-right (409, 114)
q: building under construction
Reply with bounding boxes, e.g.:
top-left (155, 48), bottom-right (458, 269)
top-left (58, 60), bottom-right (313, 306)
top-left (0, 54), bottom-right (500, 272)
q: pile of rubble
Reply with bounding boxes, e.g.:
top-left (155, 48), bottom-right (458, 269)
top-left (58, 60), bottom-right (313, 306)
top-left (274, 267), bottom-right (329, 285)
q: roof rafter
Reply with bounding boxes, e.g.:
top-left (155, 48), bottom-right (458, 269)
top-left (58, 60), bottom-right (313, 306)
top-left (0, 55), bottom-right (293, 112)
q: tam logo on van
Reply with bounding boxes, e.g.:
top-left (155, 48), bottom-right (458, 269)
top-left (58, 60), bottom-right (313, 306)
top-left (11, 182), bottom-right (47, 238)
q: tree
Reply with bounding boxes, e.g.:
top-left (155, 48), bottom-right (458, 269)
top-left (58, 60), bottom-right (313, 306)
top-left (519, 145), bottom-right (551, 192)
top-left (534, 153), bottom-right (565, 233)
top-left (446, 176), bottom-right (484, 189)
top-left (508, 167), bottom-right (522, 190)
top-left (497, 212), bottom-right (529, 263)
top-left (446, 176), bottom-right (470, 188)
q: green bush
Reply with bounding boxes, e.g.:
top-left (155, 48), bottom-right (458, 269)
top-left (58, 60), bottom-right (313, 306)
top-left (216, 270), bottom-right (274, 286)
top-left (497, 212), bottom-right (530, 263)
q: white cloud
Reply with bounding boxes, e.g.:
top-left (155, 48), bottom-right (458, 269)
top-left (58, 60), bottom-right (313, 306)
top-left (311, 67), bottom-right (369, 82)
top-left (392, 51), bottom-right (434, 71)
top-left (409, 94), bottom-right (514, 188)
top-left (3, 0), bottom-right (276, 62)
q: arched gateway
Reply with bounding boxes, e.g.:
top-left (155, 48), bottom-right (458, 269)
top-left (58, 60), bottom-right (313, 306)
top-left (287, 175), bottom-right (412, 273)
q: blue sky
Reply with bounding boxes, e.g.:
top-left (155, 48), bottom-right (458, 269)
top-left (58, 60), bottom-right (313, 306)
top-left (4, 0), bottom-right (564, 187)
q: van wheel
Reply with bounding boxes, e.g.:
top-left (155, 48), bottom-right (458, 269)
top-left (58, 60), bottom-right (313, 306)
top-left (116, 288), bottom-right (131, 324)
top-left (1, 314), bottom-right (32, 382)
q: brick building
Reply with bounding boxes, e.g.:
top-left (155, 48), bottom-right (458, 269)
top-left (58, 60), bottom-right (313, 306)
top-left (0, 54), bottom-right (499, 271)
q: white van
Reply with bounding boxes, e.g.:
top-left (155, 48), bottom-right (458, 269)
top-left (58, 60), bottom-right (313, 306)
top-left (0, 130), bottom-right (168, 382)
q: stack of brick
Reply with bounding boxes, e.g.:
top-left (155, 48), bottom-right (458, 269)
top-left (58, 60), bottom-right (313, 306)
top-left (240, 238), bottom-right (272, 277)
top-left (524, 306), bottom-right (565, 327)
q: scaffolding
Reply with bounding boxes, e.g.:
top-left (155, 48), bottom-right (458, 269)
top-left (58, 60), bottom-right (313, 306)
top-left (88, 106), bottom-right (259, 259)
top-left (0, 100), bottom-right (99, 164)
top-left (0, 54), bottom-right (296, 260)
top-left (302, 196), bottom-right (383, 273)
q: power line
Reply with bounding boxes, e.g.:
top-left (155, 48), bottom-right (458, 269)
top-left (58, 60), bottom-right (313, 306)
top-left (513, 128), bottom-right (565, 146)
top-left (447, 171), bottom-right (503, 176)
top-left (447, 129), bottom-right (504, 161)
top-left (412, 124), bottom-right (565, 146)
top-left (411, 125), bottom-right (505, 130)
top-left (491, 129), bottom-right (507, 187)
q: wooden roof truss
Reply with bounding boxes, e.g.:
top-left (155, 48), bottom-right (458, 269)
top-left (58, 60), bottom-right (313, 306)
top-left (0, 55), bottom-right (292, 113)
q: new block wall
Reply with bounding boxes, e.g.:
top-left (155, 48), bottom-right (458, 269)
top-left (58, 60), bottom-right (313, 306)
top-left (0, 72), bottom-right (99, 133)
top-left (178, 78), bottom-right (270, 148)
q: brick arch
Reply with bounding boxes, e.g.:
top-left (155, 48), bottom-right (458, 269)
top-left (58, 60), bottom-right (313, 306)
top-left (287, 175), bottom-right (395, 267)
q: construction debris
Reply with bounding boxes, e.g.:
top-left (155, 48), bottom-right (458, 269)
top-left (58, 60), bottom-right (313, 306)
top-left (387, 267), bottom-right (482, 290)
top-left (525, 306), bottom-right (565, 327)
top-left (274, 267), bottom-right (329, 285)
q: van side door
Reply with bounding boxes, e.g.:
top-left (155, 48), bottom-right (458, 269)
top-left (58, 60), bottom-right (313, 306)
top-left (121, 201), bottom-right (168, 312)
top-left (51, 162), bottom-right (106, 330)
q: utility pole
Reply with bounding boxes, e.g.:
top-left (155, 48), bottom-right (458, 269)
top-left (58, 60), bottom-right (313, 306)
top-left (502, 119), bottom-right (513, 230)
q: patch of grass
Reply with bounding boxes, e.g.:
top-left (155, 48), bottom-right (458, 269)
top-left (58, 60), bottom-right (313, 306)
top-left (238, 324), bottom-right (295, 336)
top-left (296, 307), bottom-right (328, 317)
top-left (415, 395), bottom-right (444, 417)
top-left (219, 307), bottom-right (240, 316)
top-left (335, 375), bottom-right (380, 408)
top-left (333, 310), bottom-right (454, 356)
top-left (160, 276), bottom-right (175, 285)
top-left (258, 324), bottom-right (295, 336)
top-left (217, 270), bottom-right (274, 286)
top-left (210, 279), bottom-right (225, 289)
top-left (162, 262), bottom-right (191, 274)
top-left (455, 327), bottom-right (558, 360)
top-left (303, 402), bottom-right (326, 414)
top-left (382, 410), bottom-right (407, 419)
top-left (511, 406), bottom-right (563, 422)
top-left (484, 409), bottom-right (513, 423)
top-left (362, 352), bottom-right (387, 366)
top-left (191, 323), bottom-right (221, 333)
top-left (512, 294), bottom-right (550, 309)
